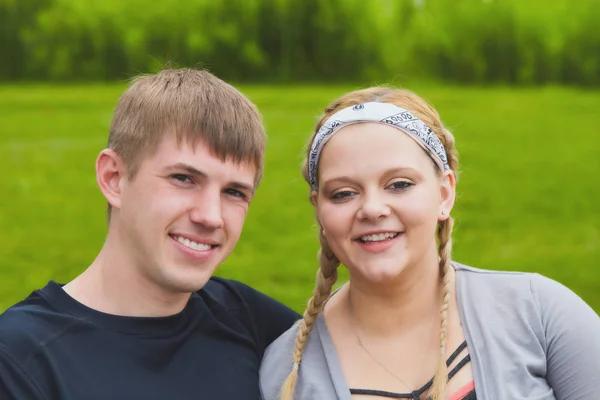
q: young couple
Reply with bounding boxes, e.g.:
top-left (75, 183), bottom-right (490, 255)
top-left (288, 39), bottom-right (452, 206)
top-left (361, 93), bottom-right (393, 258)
top-left (1, 69), bottom-right (598, 400)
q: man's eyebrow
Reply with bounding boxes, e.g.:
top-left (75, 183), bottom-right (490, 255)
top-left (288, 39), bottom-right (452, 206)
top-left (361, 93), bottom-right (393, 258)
top-left (169, 163), bottom-right (208, 178)
top-left (169, 163), bottom-right (255, 194)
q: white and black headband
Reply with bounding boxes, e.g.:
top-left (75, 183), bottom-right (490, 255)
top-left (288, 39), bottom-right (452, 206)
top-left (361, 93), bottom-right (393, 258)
top-left (308, 102), bottom-right (449, 190)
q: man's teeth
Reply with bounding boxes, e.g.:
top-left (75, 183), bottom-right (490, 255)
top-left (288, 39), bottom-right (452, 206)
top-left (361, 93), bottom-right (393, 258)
top-left (359, 232), bottom-right (399, 243)
top-left (175, 236), bottom-right (212, 251)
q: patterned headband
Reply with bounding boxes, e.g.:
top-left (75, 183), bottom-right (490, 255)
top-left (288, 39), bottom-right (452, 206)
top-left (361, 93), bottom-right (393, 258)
top-left (308, 102), bottom-right (450, 190)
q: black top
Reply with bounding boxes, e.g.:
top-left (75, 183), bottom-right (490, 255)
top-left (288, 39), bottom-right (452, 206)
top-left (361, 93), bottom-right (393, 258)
top-left (0, 278), bottom-right (300, 400)
top-left (350, 341), bottom-right (476, 399)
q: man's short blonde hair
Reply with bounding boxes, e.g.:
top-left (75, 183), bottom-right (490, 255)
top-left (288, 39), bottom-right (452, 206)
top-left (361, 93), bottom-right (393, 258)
top-left (108, 68), bottom-right (265, 183)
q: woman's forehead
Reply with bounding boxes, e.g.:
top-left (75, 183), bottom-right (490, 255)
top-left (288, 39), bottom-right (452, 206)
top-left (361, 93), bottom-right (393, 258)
top-left (322, 123), bottom-right (430, 161)
top-left (318, 124), bottom-right (435, 178)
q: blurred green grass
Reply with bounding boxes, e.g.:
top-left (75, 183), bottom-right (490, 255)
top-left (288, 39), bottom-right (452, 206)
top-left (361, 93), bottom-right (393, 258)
top-left (0, 84), bottom-right (598, 313)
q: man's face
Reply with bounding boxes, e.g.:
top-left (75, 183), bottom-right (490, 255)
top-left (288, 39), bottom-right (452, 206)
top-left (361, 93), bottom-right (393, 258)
top-left (115, 136), bottom-right (256, 294)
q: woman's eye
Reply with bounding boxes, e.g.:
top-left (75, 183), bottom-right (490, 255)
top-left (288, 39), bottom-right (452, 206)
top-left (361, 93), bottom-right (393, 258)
top-left (171, 174), bottom-right (193, 184)
top-left (331, 190), bottom-right (355, 200)
top-left (388, 180), bottom-right (414, 190)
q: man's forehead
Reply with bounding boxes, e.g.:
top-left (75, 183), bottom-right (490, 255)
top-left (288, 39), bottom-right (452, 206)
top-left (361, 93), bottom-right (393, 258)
top-left (132, 134), bottom-right (259, 185)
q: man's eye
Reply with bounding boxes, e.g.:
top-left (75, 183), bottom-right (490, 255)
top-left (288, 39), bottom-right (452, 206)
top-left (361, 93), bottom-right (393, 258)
top-left (224, 188), bottom-right (247, 199)
top-left (171, 174), bottom-right (193, 184)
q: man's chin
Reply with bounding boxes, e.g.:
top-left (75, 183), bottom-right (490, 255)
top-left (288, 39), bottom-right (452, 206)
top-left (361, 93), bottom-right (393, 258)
top-left (158, 266), bottom-right (217, 294)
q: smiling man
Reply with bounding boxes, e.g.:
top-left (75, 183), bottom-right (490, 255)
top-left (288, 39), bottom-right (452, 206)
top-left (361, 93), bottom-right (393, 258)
top-left (0, 69), bottom-right (299, 400)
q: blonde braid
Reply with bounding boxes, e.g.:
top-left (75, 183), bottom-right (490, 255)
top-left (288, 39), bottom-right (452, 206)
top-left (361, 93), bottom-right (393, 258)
top-left (430, 216), bottom-right (454, 400)
top-left (279, 229), bottom-right (340, 400)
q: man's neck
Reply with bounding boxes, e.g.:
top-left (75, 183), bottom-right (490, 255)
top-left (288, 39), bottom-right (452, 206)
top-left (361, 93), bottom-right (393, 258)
top-left (63, 243), bottom-right (192, 318)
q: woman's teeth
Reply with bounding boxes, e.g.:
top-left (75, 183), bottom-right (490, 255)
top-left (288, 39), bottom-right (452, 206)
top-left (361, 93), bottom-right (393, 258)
top-left (359, 232), bottom-right (399, 243)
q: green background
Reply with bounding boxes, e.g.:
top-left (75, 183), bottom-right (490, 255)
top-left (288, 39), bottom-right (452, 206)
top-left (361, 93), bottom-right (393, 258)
top-left (0, 0), bottom-right (599, 313)
top-left (1, 84), bottom-right (598, 313)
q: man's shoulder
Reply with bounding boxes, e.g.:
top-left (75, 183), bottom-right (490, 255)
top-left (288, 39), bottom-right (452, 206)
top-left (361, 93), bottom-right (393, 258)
top-left (0, 287), bottom-right (76, 365)
top-left (200, 276), bottom-right (299, 322)
top-left (1, 290), bottom-right (50, 339)
top-left (200, 277), bottom-right (300, 351)
top-left (200, 277), bottom-right (281, 311)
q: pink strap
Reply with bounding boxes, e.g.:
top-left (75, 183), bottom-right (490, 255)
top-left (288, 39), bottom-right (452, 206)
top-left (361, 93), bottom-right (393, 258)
top-left (448, 381), bottom-right (475, 400)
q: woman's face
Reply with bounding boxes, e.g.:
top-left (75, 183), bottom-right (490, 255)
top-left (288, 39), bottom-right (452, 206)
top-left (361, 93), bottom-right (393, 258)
top-left (312, 122), bottom-right (455, 285)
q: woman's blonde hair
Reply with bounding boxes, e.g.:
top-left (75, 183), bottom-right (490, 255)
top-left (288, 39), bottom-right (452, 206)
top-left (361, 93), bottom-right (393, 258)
top-left (280, 87), bottom-right (459, 400)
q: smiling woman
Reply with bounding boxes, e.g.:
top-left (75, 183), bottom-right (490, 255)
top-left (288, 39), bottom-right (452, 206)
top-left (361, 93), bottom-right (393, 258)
top-left (259, 87), bottom-right (600, 400)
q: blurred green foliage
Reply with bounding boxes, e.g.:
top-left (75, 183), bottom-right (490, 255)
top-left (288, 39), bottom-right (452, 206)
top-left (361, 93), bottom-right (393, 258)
top-left (1, 0), bottom-right (599, 84)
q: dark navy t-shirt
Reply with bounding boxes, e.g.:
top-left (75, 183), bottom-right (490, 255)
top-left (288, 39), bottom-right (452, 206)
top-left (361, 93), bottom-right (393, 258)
top-left (0, 278), bottom-right (299, 400)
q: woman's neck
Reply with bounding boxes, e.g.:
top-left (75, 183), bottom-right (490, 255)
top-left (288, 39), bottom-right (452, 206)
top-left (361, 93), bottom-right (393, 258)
top-left (340, 257), bottom-right (451, 338)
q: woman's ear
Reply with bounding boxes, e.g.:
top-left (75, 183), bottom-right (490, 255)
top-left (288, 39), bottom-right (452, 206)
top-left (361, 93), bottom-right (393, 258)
top-left (311, 190), bottom-right (318, 208)
top-left (438, 170), bottom-right (456, 221)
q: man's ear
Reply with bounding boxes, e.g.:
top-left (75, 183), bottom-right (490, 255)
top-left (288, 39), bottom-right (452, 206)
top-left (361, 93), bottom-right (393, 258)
top-left (96, 149), bottom-right (126, 210)
top-left (438, 170), bottom-right (456, 221)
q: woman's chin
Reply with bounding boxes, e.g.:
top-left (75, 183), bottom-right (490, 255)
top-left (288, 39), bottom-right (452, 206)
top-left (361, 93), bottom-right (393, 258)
top-left (352, 264), bottom-right (408, 285)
